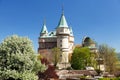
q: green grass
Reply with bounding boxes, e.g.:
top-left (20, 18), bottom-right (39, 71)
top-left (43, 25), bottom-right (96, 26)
top-left (99, 77), bottom-right (120, 80)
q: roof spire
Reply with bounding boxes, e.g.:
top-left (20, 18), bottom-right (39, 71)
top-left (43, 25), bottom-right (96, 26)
top-left (40, 19), bottom-right (48, 34)
top-left (62, 4), bottom-right (64, 15)
top-left (57, 7), bottom-right (68, 28)
top-left (44, 18), bottom-right (46, 26)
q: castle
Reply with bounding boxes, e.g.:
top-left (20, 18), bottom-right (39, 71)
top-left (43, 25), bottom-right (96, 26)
top-left (38, 11), bottom-right (74, 63)
top-left (38, 10), bottom-right (100, 69)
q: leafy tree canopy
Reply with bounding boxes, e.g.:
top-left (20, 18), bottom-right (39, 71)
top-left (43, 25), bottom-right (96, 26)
top-left (71, 47), bottom-right (96, 70)
top-left (51, 47), bottom-right (61, 67)
top-left (98, 44), bottom-right (118, 73)
top-left (0, 35), bottom-right (46, 80)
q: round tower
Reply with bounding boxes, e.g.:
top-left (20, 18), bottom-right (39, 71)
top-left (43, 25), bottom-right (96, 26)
top-left (56, 12), bottom-right (70, 63)
top-left (82, 36), bottom-right (97, 53)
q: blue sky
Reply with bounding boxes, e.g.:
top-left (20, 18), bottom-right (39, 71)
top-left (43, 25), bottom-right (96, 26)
top-left (0, 0), bottom-right (120, 52)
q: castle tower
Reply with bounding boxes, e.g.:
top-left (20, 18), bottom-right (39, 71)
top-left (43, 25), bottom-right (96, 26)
top-left (69, 27), bottom-right (74, 53)
top-left (82, 36), bottom-right (97, 53)
top-left (56, 12), bottom-right (70, 63)
top-left (38, 21), bottom-right (57, 56)
top-left (40, 20), bottom-right (48, 37)
top-left (38, 21), bottom-right (48, 53)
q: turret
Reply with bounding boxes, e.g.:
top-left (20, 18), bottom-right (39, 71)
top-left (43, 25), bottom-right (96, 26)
top-left (56, 13), bottom-right (70, 35)
top-left (82, 36), bottom-right (97, 53)
top-left (82, 36), bottom-right (95, 47)
top-left (69, 27), bottom-right (73, 36)
top-left (40, 20), bottom-right (48, 37)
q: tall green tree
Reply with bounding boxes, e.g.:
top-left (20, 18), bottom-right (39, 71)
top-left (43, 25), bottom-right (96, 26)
top-left (98, 44), bottom-right (118, 73)
top-left (51, 47), bottom-right (61, 67)
top-left (71, 47), bottom-right (96, 70)
top-left (0, 35), bottom-right (46, 80)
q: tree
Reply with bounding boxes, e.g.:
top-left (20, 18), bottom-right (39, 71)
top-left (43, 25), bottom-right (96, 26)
top-left (51, 47), bottom-right (61, 67)
top-left (0, 35), bottom-right (46, 80)
top-left (37, 54), bottom-right (50, 65)
top-left (37, 55), bottom-right (59, 80)
top-left (98, 44), bottom-right (118, 73)
top-left (38, 65), bottom-right (59, 80)
top-left (71, 47), bottom-right (97, 70)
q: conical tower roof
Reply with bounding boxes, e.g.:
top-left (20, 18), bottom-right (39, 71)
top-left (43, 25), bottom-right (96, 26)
top-left (40, 20), bottom-right (48, 34)
top-left (69, 27), bottom-right (73, 36)
top-left (57, 12), bottom-right (68, 28)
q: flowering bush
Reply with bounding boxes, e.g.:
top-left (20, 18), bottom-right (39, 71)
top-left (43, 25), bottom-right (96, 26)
top-left (0, 35), bottom-right (46, 80)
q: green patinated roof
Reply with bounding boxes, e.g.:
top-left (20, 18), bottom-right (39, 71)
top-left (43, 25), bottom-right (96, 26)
top-left (40, 31), bottom-right (57, 38)
top-left (48, 31), bottom-right (56, 37)
top-left (40, 21), bottom-right (48, 34)
top-left (69, 27), bottom-right (73, 36)
top-left (83, 37), bottom-right (95, 44)
top-left (57, 13), bottom-right (68, 28)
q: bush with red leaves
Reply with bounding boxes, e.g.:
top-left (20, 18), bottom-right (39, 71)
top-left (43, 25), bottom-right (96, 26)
top-left (38, 58), bottom-right (59, 80)
top-left (40, 57), bottom-right (50, 65)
